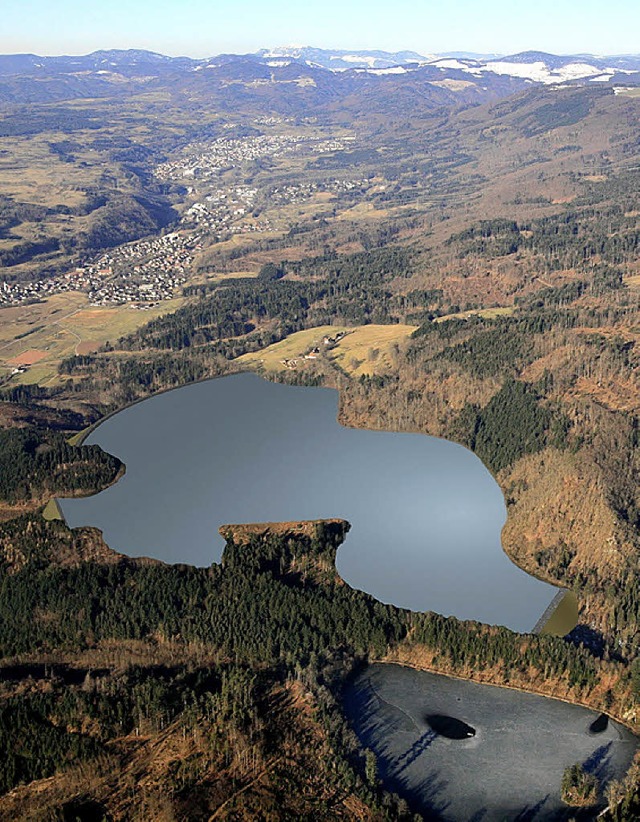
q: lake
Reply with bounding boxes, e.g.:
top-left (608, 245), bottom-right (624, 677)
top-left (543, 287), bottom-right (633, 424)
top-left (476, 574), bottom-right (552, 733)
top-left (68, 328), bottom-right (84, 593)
top-left (343, 663), bottom-right (638, 821)
top-left (60, 372), bottom-right (559, 632)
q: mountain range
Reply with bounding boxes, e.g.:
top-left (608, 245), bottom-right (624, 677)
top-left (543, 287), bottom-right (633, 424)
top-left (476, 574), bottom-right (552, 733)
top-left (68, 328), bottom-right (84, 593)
top-left (0, 46), bottom-right (637, 111)
top-left (256, 46), bottom-right (640, 81)
top-left (1, 45), bottom-right (639, 84)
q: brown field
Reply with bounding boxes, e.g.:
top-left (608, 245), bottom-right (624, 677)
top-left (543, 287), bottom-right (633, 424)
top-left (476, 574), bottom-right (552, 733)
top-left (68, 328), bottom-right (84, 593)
top-left (571, 375), bottom-right (640, 414)
top-left (0, 292), bottom-right (87, 346)
top-left (0, 134), bottom-right (105, 209)
top-left (7, 349), bottom-right (47, 366)
top-left (187, 270), bottom-right (259, 286)
top-left (75, 340), bottom-right (100, 355)
top-left (336, 201), bottom-right (389, 221)
top-left (238, 325), bottom-right (342, 372)
top-left (326, 324), bottom-right (418, 376)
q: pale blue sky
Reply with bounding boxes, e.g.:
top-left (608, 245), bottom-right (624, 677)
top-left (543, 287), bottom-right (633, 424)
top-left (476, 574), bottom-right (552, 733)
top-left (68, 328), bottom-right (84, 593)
top-left (2, 0), bottom-right (639, 58)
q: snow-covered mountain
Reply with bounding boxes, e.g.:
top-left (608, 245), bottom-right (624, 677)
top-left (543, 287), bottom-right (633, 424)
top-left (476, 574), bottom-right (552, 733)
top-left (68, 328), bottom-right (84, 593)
top-left (256, 46), bottom-right (434, 70)
top-left (256, 46), bottom-right (640, 85)
top-left (0, 49), bottom-right (198, 77)
top-left (432, 51), bottom-right (640, 85)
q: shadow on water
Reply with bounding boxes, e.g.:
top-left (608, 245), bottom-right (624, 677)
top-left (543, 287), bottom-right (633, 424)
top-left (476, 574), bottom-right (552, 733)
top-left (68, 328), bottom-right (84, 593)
top-left (344, 677), bottom-right (452, 819)
top-left (348, 681), bottom-right (411, 742)
top-left (400, 771), bottom-right (451, 820)
top-left (394, 730), bottom-right (438, 774)
top-left (513, 794), bottom-right (550, 821)
top-left (583, 742), bottom-right (614, 783)
top-left (425, 713), bottom-right (476, 740)
top-left (342, 666), bottom-right (637, 821)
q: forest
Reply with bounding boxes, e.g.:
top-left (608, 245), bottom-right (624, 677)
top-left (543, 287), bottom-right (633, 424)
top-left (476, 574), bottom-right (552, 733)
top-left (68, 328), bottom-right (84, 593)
top-left (1, 515), bottom-right (633, 817)
top-left (117, 247), bottom-right (413, 354)
top-left (0, 428), bottom-right (121, 505)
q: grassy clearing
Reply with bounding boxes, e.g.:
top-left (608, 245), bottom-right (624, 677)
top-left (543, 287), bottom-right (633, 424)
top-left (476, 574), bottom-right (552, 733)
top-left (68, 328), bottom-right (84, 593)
top-left (624, 274), bottom-right (640, 289)
top-left (238, 326), bottom-right (344, 371)
top-left (325, 324), bottom-right (418, 376)
top-left (188, 270), bottom-right (259, 287)
top-left (264, 194), bottom-right (337, 230)
top-left (335, 201), bottom-right (388, 221)
top-left (197, 232), bottom-right (284, 262)
top-left (67, 429), bottom-right (89, 446)
top-left (60, 299), bottom-right (186, 344)
top-left (0, 293), bottom-right (186, 386)
top-left (435, 306), bottom-right (517, 323)
top-left (238, 323), bottom-right (417, 377)
top-left (42, 498), bottom-right (64, 522)
top-left (0, 293), bottom-right (87, 347)
top-left (0, 134), bottom-right (104, 208)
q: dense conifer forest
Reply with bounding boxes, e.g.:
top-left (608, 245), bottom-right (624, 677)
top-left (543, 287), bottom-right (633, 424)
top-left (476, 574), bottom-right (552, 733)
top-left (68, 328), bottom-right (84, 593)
top-left (0, 429), bottom-right (121, 504)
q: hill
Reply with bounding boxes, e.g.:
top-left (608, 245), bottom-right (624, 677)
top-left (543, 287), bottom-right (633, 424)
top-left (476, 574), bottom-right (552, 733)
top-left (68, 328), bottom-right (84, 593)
top-left (0, 46), bottom-right (640, 818)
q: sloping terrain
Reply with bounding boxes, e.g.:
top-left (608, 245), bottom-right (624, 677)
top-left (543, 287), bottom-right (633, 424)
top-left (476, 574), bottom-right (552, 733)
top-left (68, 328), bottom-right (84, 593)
top-left (0, 50), bottom-right (640, 818)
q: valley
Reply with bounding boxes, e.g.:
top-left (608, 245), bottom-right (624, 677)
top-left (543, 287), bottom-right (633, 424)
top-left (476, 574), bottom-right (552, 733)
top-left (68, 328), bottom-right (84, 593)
top-left (0, 44), bottom-right (639, 819)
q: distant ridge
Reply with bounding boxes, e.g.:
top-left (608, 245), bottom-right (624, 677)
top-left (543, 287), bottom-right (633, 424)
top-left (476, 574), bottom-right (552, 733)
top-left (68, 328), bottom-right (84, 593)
top-left (0, 46), bottom-right (637, 94)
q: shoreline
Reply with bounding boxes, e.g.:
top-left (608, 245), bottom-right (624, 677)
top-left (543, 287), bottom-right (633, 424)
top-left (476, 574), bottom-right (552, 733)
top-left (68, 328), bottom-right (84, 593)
top-left (374, 658), bottom-right (639, 736)
top-left (61, 366), bottom-right (570, 637)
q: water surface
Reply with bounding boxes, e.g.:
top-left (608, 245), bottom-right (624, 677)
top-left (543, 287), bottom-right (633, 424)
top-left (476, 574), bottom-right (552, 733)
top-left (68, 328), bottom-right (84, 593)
top-left (343, 663), bottom-right (638, 821)
top-left (60, 373), bottom-right (558, 631)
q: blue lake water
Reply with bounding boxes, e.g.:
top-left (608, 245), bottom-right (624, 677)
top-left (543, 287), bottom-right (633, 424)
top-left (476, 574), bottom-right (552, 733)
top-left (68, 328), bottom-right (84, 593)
top-left (60, 372), bottom-right (559, 631)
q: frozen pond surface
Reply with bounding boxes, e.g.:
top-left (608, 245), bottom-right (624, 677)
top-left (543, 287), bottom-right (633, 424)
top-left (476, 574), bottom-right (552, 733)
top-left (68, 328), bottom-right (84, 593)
top-left (61, 373), bottom-right (559, 631)
top-left (343, 664), bottom-right (638, 821)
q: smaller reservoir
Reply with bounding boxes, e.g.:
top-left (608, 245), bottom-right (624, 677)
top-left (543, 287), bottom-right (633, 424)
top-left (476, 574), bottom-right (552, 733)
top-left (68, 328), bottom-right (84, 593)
top-left (343, 664), bottom-right (637, 820)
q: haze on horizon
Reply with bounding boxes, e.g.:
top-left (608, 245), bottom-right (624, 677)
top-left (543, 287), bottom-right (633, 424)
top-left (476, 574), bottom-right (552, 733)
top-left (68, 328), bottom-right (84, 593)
top-left (3, 0), bottom-right (639, 59)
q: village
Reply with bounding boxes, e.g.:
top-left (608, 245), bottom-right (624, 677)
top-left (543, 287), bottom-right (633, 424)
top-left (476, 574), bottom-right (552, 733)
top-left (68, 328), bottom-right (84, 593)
top-left (268, 177), bottom-right (367, 205)
top-left (84, 230), bottom-right (201, 306)
top-left (153, 133), bottom-right (313, 182)
top-left (180, 184), bottom-right (273, 235)
top-left (0, 230), bottom-right (200, 308)
top-left (0, 131), bottom-right (361, 309)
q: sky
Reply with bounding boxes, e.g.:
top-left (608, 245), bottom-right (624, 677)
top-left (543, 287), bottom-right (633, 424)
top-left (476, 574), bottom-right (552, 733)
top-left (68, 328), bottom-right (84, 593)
top-left (2, 0), bottom-right (639, 58)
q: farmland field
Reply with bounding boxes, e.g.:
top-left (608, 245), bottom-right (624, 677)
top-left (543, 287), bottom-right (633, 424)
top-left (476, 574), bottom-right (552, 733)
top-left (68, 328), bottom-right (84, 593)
top-left (0, 293), bottom-right (185, 384)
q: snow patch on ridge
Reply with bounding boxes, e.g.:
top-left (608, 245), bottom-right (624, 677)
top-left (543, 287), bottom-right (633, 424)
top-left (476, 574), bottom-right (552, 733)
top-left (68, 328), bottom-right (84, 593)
top-left (430, 58), bottom-right (475, 71)
top-left (481, 60), bottom-right (615, 84)
top-left (335, 54), bottom-right (380, 66)
top-left (363, 66), bottom-right (408, 75)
